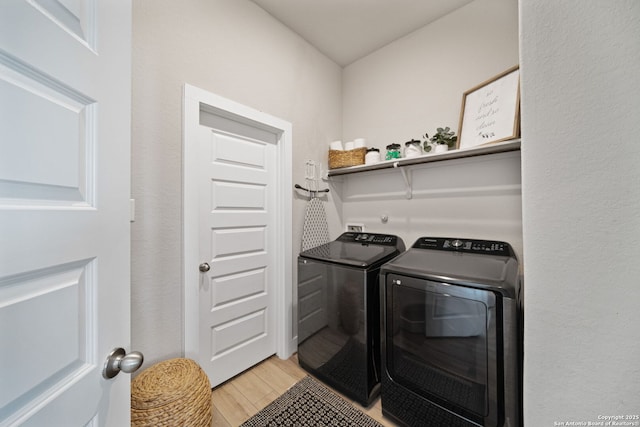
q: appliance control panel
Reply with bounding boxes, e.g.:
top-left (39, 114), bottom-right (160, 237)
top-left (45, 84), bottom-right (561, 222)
top-left (339, 232), bottom-right (399, 246)
top-left (413, 237), bottom-right (513, 256)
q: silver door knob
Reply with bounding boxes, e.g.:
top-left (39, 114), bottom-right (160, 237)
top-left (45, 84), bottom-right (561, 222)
top-left (199, 262), bottom-right (210, 272)
top-left (103, 347), bottom-right (144, 379)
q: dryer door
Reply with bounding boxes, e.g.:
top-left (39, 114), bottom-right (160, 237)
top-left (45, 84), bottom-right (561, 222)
top-left (384, 273), bottom-right (500, 427)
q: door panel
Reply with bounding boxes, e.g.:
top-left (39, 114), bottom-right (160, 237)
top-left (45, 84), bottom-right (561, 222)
top-left (211, 269), bottom-right (266, 306)
top-left (0, 53), bottom-right (94, 205)
top-left (210, 309), bottom-right (268, 355)
top-left (211, 227), bottom-right (265, 257)
top-left (0, 260), bottom-right (92, 410)
top-left (28, 0), bottom-right (95, 46)
top-left (0, 1), bottom-right (131, 425)
top-left (0, 67), bottom-right (91, 202)
top-left (208, 211), bottom-right (268, 228)
top-left (210, 180), bottom-right (266, 210)
top-left (214, 132), bottom-right (266, 167)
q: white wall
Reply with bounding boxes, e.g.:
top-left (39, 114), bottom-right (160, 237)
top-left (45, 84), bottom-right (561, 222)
top-left (338, 0), bottom-right (522, 256)
top-left (520, 0), bottom-right (640, 424)
top-left (335, 151), bottom-right (523, 256)
top-left (131, 0), bottom-right (342, 365)
top-left (343, 0), bottom-right (519, 149)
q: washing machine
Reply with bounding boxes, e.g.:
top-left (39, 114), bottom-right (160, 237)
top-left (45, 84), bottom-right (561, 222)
top-left (297, 232), bottom-right (405, 406)
top-left (379, 237), bottom-right (522, 427)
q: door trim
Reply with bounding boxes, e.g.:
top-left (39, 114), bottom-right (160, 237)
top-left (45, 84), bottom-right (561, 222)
top-left (182, 84), bottom-right (294, 362)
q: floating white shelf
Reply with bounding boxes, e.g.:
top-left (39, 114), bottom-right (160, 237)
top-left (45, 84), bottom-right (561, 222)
top-left (327, 139), bottom-right (521, 177)
top-left (327, 139), bottom-right (521, 199)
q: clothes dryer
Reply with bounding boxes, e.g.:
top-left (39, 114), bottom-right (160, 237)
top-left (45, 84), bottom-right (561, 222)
top-left (380, 237), bottom-right (522, 426)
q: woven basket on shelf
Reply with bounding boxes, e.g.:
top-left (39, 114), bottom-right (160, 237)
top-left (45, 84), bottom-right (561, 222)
top-left (131, 358), bottom-right (212, 427)
top-left (328, 147), bottom-right (366, 169)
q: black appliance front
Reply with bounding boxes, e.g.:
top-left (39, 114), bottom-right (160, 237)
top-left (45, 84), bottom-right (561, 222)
top-left (297, 232), bottom-right (405, 407)
top-left (380, 237), bottom-right (522, 427)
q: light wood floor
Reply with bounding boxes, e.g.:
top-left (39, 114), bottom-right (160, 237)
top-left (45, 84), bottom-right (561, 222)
top-left (211, 354), bottom-right (400, 426)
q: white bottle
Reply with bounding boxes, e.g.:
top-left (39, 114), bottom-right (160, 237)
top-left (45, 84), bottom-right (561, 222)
top-left (404, 140), bottom-right (423, 158)
top-left (365, 148), bottom-right (381, 164)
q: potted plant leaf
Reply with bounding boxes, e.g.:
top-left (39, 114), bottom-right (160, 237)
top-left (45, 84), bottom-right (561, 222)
top-left (425, 127), bottom-right (458, 154)
top-left (421, 133), bottom-right (433, 154)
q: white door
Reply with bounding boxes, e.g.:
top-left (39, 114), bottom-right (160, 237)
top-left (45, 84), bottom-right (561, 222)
top-left (183, 86), bottom-right (294, 387)
top-left (197, 111), bottom-right (278, 387)
top-left (0, 1), bottom-right (133, 426)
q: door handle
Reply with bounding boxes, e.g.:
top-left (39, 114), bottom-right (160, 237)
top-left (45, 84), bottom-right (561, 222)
top-left (103, 347), bottom-right (144, 379)
top-left (199, 262), bottom-right (210, 272)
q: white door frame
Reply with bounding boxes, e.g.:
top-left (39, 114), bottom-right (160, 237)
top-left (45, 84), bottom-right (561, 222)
top-left (182, 84), bottom-right (294, 361)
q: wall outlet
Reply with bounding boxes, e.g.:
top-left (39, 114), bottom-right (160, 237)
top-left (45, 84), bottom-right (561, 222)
top-left (346, 223), bottom-right (365, 232)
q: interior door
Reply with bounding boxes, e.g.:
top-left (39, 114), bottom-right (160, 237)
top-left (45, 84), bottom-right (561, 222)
top-left (196, 109), bottom-right (278, 387)
top-left (0, 1), bottom-right (132, 425)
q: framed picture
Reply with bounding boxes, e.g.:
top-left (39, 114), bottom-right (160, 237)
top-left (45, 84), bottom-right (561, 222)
top-left (457, 65), bottom-right (520, 149)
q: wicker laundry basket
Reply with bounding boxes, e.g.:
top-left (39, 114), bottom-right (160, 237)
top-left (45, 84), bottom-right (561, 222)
top-left (131, 358), bottom-right (212, 427)
top-left (328, 147), bottom-right (366, 169)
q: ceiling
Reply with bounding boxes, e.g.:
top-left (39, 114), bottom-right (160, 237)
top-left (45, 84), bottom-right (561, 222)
top-left (250, 0), bottom-right (474, 66)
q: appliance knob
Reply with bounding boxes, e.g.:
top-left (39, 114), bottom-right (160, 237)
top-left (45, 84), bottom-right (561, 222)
top-left (452, 239), bottom-right (464, 248)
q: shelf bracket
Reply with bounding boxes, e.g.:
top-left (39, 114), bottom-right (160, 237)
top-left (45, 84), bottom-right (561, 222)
top-left (394, 162), bottom-right (412, 199)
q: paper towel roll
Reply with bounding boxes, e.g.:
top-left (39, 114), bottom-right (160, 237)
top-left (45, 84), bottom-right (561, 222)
top-left (354, 138), bottom-right (366, 148)
top-left (329, 140), bottom-right (343, 150)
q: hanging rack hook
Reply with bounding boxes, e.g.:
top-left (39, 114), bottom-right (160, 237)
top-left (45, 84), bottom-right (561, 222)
top-left (295, 184), bottom-right (330, 199)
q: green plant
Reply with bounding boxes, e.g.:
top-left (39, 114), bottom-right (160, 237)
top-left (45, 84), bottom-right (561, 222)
top-left (422, 133), bottom-right (432, 152)
top-left (429, 127), bottom-right (458, 147)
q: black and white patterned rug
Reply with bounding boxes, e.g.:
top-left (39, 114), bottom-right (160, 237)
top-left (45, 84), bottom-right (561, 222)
top-left (240, 376), bottom-right (383, 427)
